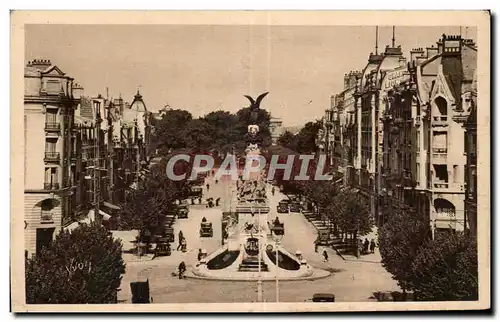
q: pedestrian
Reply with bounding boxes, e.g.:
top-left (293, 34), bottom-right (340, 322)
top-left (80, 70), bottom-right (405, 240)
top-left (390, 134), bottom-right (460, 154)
top-left (198, 197), bottom-right (202, 204)
top-left (215, 197), bottom-right (221, 207)
top-left (178, 261), bottom-right (186, 279)
top-left (202, 216), bottom-right (207, 223)
top-left (370, 239), bottom-right (376, 254)
top-left (274, 216), bottom-right (280, 226)
top-left (197, 248), bottom-right (203, 261)
top-left (322, 249), bottom-right (329, 262)
top-left (191, 198), bottom-right (195, 205)
top-left (215, 179), bottom-right (219, 184)
top-left (271, 187), bottom-right (275, 196)
top-left (206, 183), bottom-right (210, 192)
top-left (177, 231), bottom-right (184, 251)
top-left (363, 238), bottom-right (370, 255)
top-left (356, 239), bottom-right (362, 259)
top-left (314, 237), bottom-right (319, 253)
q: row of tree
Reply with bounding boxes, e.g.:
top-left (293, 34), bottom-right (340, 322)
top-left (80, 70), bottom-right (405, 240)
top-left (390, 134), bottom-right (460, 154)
top-left (277, 120), bottom-right (323, 155)
top-left (150, 107), bottom-right (272, 156)
top-left (379, 208), bottom-right (478, 301)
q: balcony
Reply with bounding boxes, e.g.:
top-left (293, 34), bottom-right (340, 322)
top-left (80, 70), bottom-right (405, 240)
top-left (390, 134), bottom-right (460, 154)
top-left (432, 148), bottom-right (447, 163)
top-left (45, 122), bottom-right (61, 132)
top-left (433, 182), bottom-right (449, 190)
top-left (432, 116), bottom-right (448, 126)
top-left (40, 211), bottom-right (54, 224)
top-left (44, 182), bottom-right (60, 190)
top-left (44, 152), bottom-right (60, 163)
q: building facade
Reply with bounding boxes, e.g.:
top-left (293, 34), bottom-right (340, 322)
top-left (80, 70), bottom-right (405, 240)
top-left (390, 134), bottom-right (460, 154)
top-left (269, 117), bottom-right (283, 146)
top-left (322, 33), bottom-right (477, 235)
top-left (24, 59), bottom-right (82, 255)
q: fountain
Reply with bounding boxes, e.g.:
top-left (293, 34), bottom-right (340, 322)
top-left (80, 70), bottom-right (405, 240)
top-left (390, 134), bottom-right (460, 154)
top-left (190, 93), bottom-right (329, 281)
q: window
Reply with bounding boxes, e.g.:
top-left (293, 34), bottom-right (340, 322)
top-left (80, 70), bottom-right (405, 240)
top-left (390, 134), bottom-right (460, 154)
top-left (44, 167), bottom-right (58, 184)
top-left (416, 131), bottom-right (420, 150)
top-left (434, 164), bottom-right (448, 182)
top-left (46, 80), bottom-right (61, 94)
top-left (435, 97), bottom-right (448, 116)
top-left (416, 163), bottom-right (420, 182)
top-left (453, 165), bottom-right (459, 183)
top-left (433, 131), bottom-right (448, 153)
top-left (45, 139), bottom-right (57, 153)
top-left (45, 110), bottom-right (57, 124)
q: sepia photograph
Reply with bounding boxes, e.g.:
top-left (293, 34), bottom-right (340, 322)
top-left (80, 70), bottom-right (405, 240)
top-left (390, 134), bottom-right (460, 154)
top-left (10, 11), bottom-right (490, 312)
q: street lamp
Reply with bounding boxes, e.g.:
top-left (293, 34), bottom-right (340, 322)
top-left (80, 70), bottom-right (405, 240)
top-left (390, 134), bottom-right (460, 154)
top-left (252, 207), bottom-right (263, 303)
top-left (272, 230), bottom-right (284, 302)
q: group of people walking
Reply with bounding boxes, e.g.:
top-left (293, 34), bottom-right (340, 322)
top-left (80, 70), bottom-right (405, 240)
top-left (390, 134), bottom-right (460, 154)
top-left (357, 238), bottom-right (376, 258)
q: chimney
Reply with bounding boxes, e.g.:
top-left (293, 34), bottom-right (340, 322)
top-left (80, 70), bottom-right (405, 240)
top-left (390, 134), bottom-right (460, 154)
top-left (27, 59), bottom-right (52, 71)
top-left (72, 82), bottom-right (84, 99)
top-left (426, 45), bottom-right (439, 58)
top-left (410, 47), bottom-right (425, 62)
top-left (344, 73), bottom-right (350, 89)
top-left (442, 34), bottom-right (462, 56)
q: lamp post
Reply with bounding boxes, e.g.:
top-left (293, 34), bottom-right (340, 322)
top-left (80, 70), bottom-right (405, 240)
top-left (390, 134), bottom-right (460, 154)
top-left (257, 207), bottom-right (263, 303)
top-left (273, 232), bottom-right (284, 302)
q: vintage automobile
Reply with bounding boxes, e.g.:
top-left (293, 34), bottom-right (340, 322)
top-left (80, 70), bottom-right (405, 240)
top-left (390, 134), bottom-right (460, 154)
top-left (270, 221), bottom-right (285, 236)
top-left (199, 222), bottom-right (214, 237)
top-left (288, 201), bottom-right (302, 213)
top-left (276, 200), bottom-right (290, 213)
top-left (311, 293), bottom-right (335, 302)
top-left (153, 237), bottom-right (172, 257)
top-left (189, 186), bottom-right (203, 198)
top-left (177, 205), bottom-right (189, 219)
top-left (164, 226), bottom-right (175, 243)
top-left (316, 229), bottom-right (332, 246)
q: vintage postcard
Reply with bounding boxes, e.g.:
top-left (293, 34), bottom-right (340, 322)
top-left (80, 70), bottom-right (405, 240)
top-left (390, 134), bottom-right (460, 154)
top-left (10, 10), bottom-right (491, 312)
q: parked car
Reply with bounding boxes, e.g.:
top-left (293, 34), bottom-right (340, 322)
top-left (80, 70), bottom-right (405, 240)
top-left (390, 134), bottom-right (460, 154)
top-left (177, 205), bottom-right (189, 219)
top-left (312, 293), bottom-right (335, 302)
top-left (199, 222), bottom-right (214, 237)
top-left (277, 200), bottom-right (290, 213)
top-left (316, 230), bottom-right (332, 246)
top-left (189, 186), bottom-right (203, 198)
top-left (289, 202), bottom-right (302, 213)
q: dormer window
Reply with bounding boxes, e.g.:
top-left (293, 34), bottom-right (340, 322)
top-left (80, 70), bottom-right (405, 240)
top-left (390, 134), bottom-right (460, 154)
top-left (45, 79), bottom-right (62, 95)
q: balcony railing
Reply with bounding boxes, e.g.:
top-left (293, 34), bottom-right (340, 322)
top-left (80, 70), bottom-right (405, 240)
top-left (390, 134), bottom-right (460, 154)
top-left (44, 152), bottom-right (60, 162)
top-left (45, 122), bottom-right (61, 132)
top-left (41, 211), bottom-right (54, 223)
top-left (44, 182), bottom-right (60, 190)
top-left (432, 147), bottom-right (447, 153)
top-left (433, 182), bottom-right (449, 189)
top-left (432, 116), bottom-right (448, 126)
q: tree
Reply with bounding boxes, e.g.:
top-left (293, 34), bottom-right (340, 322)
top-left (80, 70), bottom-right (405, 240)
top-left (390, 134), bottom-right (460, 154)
top-left (410, 231), bottom-right (478, 301)
top-left (277, 131), bottom-right (297, 151)
top-left (183, 118), bottom-right (217, 152)
top-left (25, 222), bottom-right (125, 304)
top-left (334, 189), bottom-right (373, 241)
top-left (118, 169), bottom-right (178, 236)
top-left (294, 120), bottom-right (322, 154)
top-left (379, 206), bottom-right (430, 296)
top-left (203, 110), bottom-right (239, 154)
top-left (151, 109), bottom-right (193, 153)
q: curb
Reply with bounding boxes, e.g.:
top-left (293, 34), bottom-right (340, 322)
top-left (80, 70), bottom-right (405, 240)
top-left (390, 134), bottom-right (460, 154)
top-left (185, 269), bottom-right (331, 282)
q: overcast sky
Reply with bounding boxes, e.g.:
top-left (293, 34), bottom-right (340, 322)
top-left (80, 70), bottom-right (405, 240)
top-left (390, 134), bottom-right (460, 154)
top-left (25, 25), bottom-right (476, 126)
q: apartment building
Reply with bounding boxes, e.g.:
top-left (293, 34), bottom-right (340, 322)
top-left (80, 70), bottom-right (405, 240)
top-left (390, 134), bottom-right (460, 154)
top-left (411, 35), bottom-right (477, 235)
top-left (24, 59), bottom-right (82, 255)
top-left (73, 90), bottom-right (151, 218)
top-left (323, 32), bottom-right (477, 234)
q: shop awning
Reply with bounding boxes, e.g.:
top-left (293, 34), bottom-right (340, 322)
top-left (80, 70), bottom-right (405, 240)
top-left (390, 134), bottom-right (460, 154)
top-left (103, 201), bottom-right (121, 210)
